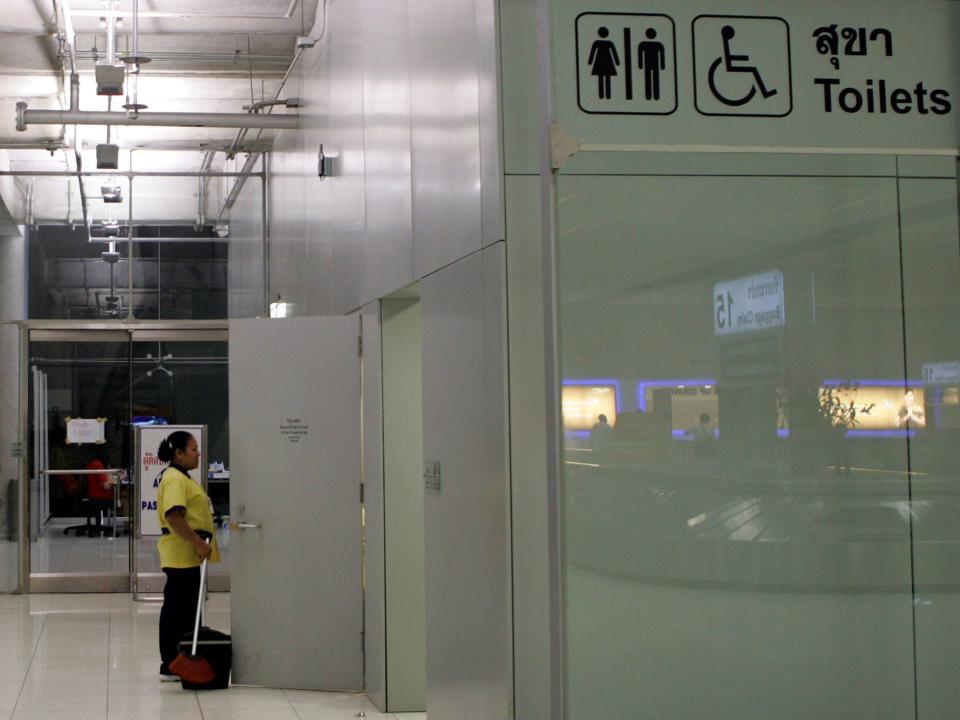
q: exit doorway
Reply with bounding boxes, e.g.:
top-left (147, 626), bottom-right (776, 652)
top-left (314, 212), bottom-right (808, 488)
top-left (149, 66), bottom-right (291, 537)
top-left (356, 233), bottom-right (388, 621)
top-left (18, 322), bottom-right (229, 594)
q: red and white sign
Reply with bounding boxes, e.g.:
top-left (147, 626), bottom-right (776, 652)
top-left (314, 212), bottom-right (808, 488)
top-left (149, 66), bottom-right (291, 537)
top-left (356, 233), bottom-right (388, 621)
top-left (136, 425), bottom-right (205, 537)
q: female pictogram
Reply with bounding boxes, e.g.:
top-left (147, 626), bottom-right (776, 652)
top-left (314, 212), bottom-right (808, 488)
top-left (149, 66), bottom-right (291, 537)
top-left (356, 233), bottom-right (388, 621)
top-left (588, 27), bottom-right (620, 100)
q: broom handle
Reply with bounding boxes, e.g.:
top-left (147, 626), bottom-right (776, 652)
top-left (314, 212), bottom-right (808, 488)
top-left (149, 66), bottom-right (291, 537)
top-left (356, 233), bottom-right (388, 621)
top-left (190, 539), bottom-right (210, 656)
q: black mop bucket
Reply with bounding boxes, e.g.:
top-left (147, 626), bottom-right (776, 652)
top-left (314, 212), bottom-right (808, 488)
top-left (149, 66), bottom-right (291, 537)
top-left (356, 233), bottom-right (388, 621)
top-left (178, 627), bottom-right (232, 690)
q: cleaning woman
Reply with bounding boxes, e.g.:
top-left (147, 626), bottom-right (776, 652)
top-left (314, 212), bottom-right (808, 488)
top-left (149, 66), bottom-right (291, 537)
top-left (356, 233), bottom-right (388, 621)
top-left (156, 431), bottom-right (219, 681)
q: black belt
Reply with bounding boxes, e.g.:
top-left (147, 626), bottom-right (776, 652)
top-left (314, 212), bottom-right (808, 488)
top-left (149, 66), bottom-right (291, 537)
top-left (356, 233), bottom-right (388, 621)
top-left (160, 528), bottom-right (212, 540)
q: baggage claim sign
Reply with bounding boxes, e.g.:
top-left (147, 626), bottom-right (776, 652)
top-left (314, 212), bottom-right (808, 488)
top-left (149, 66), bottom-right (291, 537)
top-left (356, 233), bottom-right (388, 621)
top-left (564, 1), bottom-right (958, 150)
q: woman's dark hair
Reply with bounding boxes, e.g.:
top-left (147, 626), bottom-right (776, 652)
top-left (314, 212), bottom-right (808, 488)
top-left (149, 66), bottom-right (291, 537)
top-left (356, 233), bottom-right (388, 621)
top-left (157, 431), bottom-right (195, 463)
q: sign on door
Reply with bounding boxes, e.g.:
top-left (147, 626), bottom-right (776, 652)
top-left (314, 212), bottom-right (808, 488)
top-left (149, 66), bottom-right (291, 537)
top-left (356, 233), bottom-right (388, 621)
top-left (576, 12), bottom-right (677, 115)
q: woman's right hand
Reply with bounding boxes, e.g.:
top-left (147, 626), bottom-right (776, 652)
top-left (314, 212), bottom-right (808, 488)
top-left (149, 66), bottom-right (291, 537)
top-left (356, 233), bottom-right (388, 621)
top-left (194, 539), bottom-right (213, 561)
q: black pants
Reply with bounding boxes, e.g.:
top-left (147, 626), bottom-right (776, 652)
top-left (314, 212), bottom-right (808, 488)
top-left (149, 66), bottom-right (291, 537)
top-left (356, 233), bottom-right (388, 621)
top-left (159, 566), bottom-right (201, 669)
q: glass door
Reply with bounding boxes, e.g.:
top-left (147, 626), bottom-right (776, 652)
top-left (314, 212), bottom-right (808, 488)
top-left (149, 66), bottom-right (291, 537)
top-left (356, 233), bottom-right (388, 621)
top-left (27, 331), bottom-right (132, 593)
top-left (130, 335), bottom-right (230, 593)
top-left (22, 325), bottom-right (229, 593)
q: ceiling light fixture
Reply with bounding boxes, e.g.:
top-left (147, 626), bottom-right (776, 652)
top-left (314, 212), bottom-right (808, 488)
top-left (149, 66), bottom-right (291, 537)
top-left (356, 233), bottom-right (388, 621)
top-left (101, 183), bottom-right (122, 202)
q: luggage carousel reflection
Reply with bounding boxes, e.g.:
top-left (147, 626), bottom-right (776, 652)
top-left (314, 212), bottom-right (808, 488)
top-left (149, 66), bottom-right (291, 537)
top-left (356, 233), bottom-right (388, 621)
top-left (565, 462), bottom-right (960, 591)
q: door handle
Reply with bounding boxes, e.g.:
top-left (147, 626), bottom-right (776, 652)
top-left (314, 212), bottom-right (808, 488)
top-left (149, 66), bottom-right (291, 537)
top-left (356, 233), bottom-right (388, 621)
top-left (230, 521), bottom-right (262, 530)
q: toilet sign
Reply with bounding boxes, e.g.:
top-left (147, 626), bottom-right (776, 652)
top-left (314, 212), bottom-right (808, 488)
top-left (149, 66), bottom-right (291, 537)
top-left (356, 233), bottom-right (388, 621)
top-left (559, 0), bottom-right (959, 150)
top-left (576, 13), bottom-right (677, 114)
top-left (135, 424), bottom-right (206, 537)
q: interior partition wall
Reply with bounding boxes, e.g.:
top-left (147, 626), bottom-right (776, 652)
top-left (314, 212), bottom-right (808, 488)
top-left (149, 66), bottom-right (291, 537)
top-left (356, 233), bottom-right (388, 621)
top-left (538, 2), bottom-right (960, 719)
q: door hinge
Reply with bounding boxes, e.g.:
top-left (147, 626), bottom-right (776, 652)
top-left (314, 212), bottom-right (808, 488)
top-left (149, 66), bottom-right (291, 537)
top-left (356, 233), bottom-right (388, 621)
top-left (360, 482), bottom-right (364, 504)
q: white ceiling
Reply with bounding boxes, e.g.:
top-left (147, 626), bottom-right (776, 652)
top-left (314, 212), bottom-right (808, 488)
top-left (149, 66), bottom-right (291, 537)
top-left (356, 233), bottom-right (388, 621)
top-left (0, 0), bottom-right (320, 225)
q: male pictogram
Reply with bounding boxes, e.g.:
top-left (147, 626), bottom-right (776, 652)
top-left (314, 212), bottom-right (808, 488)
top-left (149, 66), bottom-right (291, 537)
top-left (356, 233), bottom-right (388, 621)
top-left (587, 27), bottom-right (620, 100)
top-left (637, 28), bottom-right (666, 101)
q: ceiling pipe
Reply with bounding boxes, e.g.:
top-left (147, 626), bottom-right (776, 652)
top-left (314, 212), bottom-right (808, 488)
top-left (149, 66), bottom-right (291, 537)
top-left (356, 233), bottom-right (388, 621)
top-left (51, 0), bottom-right (92, 237)
top-left (0, 170), bottom-right (262, 177)
top-left (74, 49), bottom-right (291, 65)
top-left (121, 0), bottom-right (150, 114)
top-left (196, 151), bottom-right (215, 227)
top-left (17, 105), bottom-right (299, 130)
top-left (68, 0), bottom-right (302, 22)
top-left (105, 1), bottom-right (117, 62)
top-left (216, 43), bottom-right (308, 221)
top-left (225, 46), bottom-right (304, 160)
top-left (219, 150), bottom-right (261, 215)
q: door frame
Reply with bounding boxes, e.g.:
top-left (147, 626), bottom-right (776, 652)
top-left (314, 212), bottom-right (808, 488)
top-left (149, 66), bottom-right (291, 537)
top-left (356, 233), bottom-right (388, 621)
top-left (15, 320), bottom-right (228, 593)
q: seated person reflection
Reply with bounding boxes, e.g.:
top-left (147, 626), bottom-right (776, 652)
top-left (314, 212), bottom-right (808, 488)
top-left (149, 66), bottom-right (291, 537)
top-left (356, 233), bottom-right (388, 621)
top-left (689, 413), bottom-right (718, 457)
top-left (590, 414), bottom-right (613, 456)
top-left (83, 456), bottom-right (115, 536)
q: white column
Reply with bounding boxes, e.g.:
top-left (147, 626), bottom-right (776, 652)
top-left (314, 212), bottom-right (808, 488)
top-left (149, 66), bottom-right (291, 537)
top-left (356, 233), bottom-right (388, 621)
top-left (0, 226), bottom-right (26, 591)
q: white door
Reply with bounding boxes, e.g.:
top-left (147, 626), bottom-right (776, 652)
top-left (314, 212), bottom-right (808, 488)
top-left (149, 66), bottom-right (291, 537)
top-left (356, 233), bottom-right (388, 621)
top-left (229, 316), bottom-right (363, 690)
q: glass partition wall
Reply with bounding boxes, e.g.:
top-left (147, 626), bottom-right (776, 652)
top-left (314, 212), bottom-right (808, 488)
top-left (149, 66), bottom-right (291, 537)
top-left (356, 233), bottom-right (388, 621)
top-left (24, 327), bottom-right (229, 593)
top-left (28, 334), bottom-right (132, 592)
top-left (131, 339), bottom-right (230, 591)
top-left (556, 154), bottom-right (960, 719)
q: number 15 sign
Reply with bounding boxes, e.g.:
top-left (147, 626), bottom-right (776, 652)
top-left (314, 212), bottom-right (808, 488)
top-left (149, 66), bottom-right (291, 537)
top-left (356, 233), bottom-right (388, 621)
top-left (714, 270), bottom-right (785, 336)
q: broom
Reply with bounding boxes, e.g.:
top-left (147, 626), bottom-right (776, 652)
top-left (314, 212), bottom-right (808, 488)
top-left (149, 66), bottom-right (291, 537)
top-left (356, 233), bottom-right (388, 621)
top-left (169, 540), bottom-right (216, 685)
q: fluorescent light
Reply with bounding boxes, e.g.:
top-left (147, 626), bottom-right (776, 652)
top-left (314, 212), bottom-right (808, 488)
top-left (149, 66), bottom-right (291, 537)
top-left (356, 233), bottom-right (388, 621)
top-left (269, 301), bottom-right (290, 319)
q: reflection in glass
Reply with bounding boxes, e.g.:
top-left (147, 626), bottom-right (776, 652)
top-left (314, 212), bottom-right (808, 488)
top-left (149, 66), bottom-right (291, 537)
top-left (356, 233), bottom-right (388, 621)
top-left (131, 341), bottom-right (230, 579)
top-left (29, 341), bottom-right (131, 577)
top-left (556, 163), bottom-right (960, 718)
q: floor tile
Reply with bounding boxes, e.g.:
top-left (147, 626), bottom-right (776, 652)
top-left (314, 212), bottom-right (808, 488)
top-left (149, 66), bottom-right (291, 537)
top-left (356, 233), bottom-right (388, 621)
top-left (107, 692), bottom-right (200, 711)
top-left (17, 679), bottom-right (108, 699)
top-left (199, 710), bottom-right (300, 720)
top-left (12, 693), bottom-right (107, 713)
top-left (107, 711), bottom-right (202, 720)
top-left (11, 712), bottom-right (105, 720)
top-left (294, 709), bottom-right (390, 720)
top-left (0, 593), bottom-right (398, 720)
top-left (196, 686), bottom-right (293, 709)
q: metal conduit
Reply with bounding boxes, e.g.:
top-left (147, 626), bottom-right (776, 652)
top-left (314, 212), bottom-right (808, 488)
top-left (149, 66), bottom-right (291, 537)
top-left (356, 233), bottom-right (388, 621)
top-left (0, 170), bottom-right (263, 177)
top-left (16, 107), bottom-right (299, 131)
top-left (68, 0), bottom-right (301, 22)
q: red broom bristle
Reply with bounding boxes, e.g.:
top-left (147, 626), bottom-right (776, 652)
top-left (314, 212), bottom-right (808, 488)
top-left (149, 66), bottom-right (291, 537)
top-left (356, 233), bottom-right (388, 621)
top-left (169, 653), bottom-right (216, 684)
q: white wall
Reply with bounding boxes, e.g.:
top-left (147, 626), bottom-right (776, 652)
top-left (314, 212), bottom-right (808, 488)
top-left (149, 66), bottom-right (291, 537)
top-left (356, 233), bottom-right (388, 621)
top-left (229, 0), bottom-right (515, 717)
top-left (0, 225), bottom-right (25, 592)
top-left (381, 298), bottom-right (426, 712)
top-left (235, 0), bottom-right (502, 316)
top-left (421, 245), bottom-right (512, 720)
top-left (227, 161), bottom-right (265, 319)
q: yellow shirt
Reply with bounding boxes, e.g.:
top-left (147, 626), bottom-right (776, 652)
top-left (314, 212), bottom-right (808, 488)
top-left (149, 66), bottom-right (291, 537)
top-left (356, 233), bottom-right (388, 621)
top-left (156, 465), bottom-right (220, 569)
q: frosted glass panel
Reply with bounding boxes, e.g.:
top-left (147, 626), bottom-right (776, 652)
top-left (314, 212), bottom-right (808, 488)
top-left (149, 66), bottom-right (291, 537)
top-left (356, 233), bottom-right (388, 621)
top-left (557, 161), bottom-right (959, 719)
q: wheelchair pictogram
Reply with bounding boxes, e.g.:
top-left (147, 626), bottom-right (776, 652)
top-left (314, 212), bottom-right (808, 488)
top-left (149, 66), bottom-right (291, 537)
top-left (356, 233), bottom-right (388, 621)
top-left (708, 25), bottom-right (778, 107)
top-left (693, 15), bottom-right (792, 117)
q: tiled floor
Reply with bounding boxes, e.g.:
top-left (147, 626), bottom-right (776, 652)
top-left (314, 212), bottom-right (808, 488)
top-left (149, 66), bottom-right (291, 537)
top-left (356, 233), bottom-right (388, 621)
top-left (0, 593), bottom-right (425, 720)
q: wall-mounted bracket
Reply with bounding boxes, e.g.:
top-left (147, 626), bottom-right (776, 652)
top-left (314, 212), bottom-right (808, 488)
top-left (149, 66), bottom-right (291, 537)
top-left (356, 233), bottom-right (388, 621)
top-left (317, 143), bottom-right (335, 179)
top-left (551, 123), bottom-right (580, 170)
